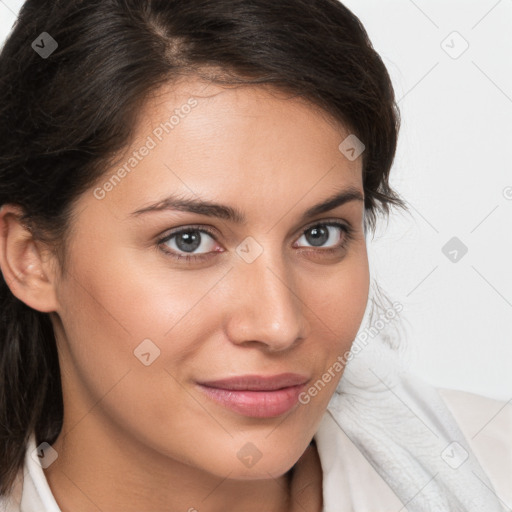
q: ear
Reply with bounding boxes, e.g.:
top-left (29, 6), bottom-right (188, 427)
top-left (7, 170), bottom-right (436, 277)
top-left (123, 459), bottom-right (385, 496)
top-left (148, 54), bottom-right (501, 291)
top-left (0, 204), bottom-right (59, 313)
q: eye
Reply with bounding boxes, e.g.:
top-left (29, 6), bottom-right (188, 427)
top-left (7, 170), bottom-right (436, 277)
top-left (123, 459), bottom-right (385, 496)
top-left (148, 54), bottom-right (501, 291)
top-left (294, 222), bottom-right (352, 250)
top-left (159, 226), bottom-right (219, 262)
top-left (158, 220), bottom-right (354, 263)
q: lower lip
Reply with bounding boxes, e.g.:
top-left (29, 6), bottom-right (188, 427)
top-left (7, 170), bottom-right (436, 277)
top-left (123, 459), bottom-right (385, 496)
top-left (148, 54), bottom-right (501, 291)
top-left (196, 383), bottom-right (306, 418)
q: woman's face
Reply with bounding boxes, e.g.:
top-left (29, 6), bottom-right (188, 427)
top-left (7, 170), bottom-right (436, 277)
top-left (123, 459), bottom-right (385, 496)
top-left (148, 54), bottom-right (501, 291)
top-left (50, 78), bottom-right (370, 480)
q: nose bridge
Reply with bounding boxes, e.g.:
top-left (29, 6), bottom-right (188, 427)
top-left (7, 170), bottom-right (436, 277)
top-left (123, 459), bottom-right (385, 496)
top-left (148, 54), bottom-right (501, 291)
top-left (225, 245), bottom-right (308, 350)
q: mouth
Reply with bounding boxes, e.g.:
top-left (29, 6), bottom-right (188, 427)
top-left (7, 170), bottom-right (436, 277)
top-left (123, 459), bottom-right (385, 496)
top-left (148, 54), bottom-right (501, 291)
top-left (196, 373), bottom-right (309, 418)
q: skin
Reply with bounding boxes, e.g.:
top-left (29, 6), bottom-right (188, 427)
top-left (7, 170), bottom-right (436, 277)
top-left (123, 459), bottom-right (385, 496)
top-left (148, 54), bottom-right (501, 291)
top-left (0, 77), bottom-right (370, 512)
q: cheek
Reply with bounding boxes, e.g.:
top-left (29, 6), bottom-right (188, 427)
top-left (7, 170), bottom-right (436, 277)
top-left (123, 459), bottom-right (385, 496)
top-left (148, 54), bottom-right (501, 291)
top-left (308, 249), bottom-right (370, 342)
top-left (309, 253), bottom-right (370, 382)
top-left (57, 243), bottom-right (206, 356)
top-left (54, 239), bottom-right (240, 431)
top-left (54, 254), bottom-right (220, 457)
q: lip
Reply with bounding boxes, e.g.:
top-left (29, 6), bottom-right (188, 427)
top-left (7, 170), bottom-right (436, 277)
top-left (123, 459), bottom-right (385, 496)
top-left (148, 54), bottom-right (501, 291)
top-left (196, 373), bottom-right (309, 418)
top-left (198, 373), bottom-right (309, 391)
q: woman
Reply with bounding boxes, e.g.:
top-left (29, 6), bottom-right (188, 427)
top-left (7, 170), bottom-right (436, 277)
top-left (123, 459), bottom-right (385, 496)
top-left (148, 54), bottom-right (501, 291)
top-left (0, 1), bottom-right (509, 511)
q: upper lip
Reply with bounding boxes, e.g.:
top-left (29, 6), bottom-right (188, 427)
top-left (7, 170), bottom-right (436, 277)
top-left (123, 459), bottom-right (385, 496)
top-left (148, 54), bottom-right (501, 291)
top-left (198, 373), bottom-right (309, 391)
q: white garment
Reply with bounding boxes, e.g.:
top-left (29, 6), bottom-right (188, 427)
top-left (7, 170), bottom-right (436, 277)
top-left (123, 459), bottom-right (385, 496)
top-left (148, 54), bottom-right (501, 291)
top-left (1, 335), bottom-right (511, 511)
top-left (320, 335), bottom-right (512, 512)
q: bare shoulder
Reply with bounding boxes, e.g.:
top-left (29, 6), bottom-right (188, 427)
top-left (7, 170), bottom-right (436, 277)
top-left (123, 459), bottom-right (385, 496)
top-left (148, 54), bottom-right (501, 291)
top-left (437, 387), bottom-right (512, 509)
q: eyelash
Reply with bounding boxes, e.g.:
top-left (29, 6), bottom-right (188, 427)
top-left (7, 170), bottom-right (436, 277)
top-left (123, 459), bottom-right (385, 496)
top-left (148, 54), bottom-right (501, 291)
top-left (157, 220), bottom-right (355, 264)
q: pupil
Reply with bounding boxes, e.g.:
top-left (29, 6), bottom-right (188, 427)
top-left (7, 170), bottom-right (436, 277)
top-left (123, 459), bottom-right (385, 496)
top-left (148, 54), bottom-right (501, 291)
top-left (307, 226), bottom-right (328, 247)
top-left (176, 231), bottom-right (201, 252)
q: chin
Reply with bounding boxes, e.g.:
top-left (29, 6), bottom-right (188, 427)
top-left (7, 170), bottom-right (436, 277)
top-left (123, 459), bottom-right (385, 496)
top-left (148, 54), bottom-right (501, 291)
top-left (222, 457), bottom-right (297, 481)
top-left (199, 438), bottom-right (305, 481)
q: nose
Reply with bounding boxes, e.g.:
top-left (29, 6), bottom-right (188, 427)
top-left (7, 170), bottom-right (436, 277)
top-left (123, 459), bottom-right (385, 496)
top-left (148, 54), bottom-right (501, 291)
top-left (223, 249), bottom-right (310, 352)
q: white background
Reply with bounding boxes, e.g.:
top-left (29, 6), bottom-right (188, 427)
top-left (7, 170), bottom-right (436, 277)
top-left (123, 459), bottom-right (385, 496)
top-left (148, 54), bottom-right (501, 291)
top-left (1, 0), bottom-right (511, 400)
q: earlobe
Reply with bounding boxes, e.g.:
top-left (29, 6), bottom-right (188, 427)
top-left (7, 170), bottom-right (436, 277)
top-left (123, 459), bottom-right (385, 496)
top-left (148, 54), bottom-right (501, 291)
top-left (0, 204), bottom-right (59, 313)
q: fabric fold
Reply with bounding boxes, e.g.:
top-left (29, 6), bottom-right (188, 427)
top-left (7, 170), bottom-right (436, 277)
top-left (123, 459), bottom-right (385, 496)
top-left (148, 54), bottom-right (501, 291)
top-left (327, 332), bottom-right (507, 511)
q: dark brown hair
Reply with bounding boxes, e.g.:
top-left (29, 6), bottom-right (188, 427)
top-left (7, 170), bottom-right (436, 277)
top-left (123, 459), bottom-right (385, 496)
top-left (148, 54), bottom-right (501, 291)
top-left (0, 0), bottom-right (406, 495)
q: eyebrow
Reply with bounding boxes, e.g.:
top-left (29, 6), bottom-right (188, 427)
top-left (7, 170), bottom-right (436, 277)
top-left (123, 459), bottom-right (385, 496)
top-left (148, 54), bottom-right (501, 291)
top-left (130, 186), bottom-right (364, 225)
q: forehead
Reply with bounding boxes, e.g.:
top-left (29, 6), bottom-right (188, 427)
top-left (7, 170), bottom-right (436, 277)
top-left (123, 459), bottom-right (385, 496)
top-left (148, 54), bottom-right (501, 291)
top-left (88, 77), bottom-right (364, 223)
top-left (144, 77), bottom-right (344, 130)
top-left (135, 76), bottom-right (356, 162)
